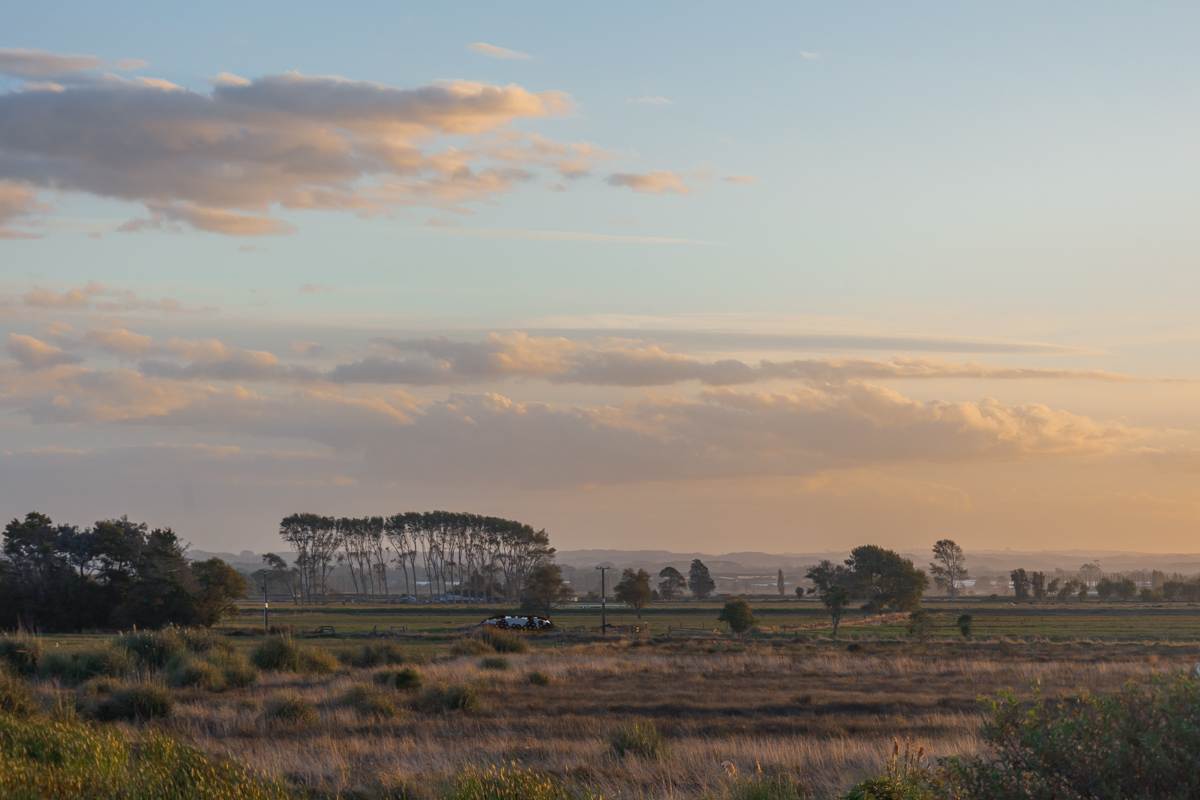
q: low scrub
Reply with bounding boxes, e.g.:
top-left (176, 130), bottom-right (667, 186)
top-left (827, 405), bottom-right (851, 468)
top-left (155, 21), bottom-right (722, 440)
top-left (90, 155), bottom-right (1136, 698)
top-left (446, 763), bottom-right (589, 800)
top-left (209, 649), bottom-right (258, 689)
top-left (165, 654), bottom-right (225, 691)
top-left (450, 638), bottom-right (493, 657)
top-left (88, 681), bottom-right (173, 722)
top-left (477, 628), bottom-right (528, 654)
top-left (609, 720), bottom-right (665, 760)
top-left (261, 693), bottom-right (319, 728)
top-left (118, 630), bottom-right (187, 669)
top-left (251, 636), bottom-right (338, 675)
top-left (341, 685), bottom-right (398, 719)
top-left (724, 774), bottom-right (809, 800)
top-left (0, 670), bottom-right (37, 718)
top-left (0, 635), bottom-right (43, 676)
top-left (412, 684), bottom-right (480, 714)
top-left (527, 670), bottom-right (552, 686)
top-left (374, 666), bottom-right (422, 691)
top-left (341, 642), bottom-right (409, 669)
top-left (39, 646), bottom-right (133, 686)
top-left (0, 710), bottom-right (289, 799)
top-left (479, 656), bottom-right (510, 671)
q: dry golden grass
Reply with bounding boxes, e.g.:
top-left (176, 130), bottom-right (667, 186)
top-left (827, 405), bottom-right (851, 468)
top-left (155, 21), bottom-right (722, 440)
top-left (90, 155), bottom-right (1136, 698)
top-left (113, 637), bottom-right (1200, 798)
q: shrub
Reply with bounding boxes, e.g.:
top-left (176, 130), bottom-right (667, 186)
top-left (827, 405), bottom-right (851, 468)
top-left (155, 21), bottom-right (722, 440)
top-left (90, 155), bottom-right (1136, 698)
top-left (609, 720), bottom-right (665, 759)
top-left (906, 610), bottom-right (933, 640)
top-left (943, 674), bottom-right (1200, 799)
top-left (251, 636), bottom-right (338, 675)
top-left (447, 763), bottom-right (580, 800)
top-left (842, 740), bottom-right (938, 800)
top-left (91, 682), bottom-right (173, 722)
top-left (719, 599), bottom-right (756, 635)
top-left (0, 712), bottom-right (289, 799)
top-left (0, 635), bottom-right (43, 676)
top-left (341, 685), bottom-right (398, 719)
top-left (478, 627), bottom-right (528, 654)
top-left (342, 642), bottom-right (409, 668)
top-left (412, 684), bottom-right (480, 714)
top-left (209, 649), bottom-right (258, 689)
top-left (450, 638), bottom-right (493, 657)
top-left (0, 670), bottom-right (37, 718)
top-left (956, 614), bottom-right (973, 639)
top-left (374, 667), bottom-right (422, 691)
top-left (261, 693), bottom-right (319, 728)
top-left (117, 630), bottom-right (187, 669)
top-left (165, 654), bottom-right (225, 691)
top-left (480, 656), bottom-right (510, 671)
top-left (527, 670), bottom-right (552, 686)
top-left (39, 646), bottom-right (133, 686)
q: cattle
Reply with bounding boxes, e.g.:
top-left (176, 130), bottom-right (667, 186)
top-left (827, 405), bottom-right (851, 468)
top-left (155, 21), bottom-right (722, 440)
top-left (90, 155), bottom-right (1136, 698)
top-left (480, 614), bottom-right (554, 630)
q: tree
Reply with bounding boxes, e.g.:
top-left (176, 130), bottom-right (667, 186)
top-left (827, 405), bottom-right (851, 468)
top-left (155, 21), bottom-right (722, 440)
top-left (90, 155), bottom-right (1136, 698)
top-left (929, 539), bottom-right (968, 598)
top-left (777, 569), bottom-right (785, 597)
top-left (1030, 571), bottom-right (1047, 601)
top-left (806, 560), bottom-right (851, 639)
top-left (657, 566), bottom-right (686, 600)
top-left (191, 558), bottom-right (248, 627)
top-left (956, 613), bottom-right (973, 638)
top-left (718, 598), bottom-right (755, 635)
top-left (907, 609), bottom-right (933, 640)
top-left (614, 568), bottom-right (653, 619)
top-left (519, 562), bottom-right (571, 616)
top-left (688, 559), bottom-right (716, 599)
top-left (1010, 568), bottom-right (1030, 601)
top-left (844, 545), bottom-right (927, 612)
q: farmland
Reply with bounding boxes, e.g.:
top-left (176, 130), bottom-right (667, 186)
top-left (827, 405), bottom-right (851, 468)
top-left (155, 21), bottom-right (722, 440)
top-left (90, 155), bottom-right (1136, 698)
top-left (9, 599), bottom-right (1200, 798)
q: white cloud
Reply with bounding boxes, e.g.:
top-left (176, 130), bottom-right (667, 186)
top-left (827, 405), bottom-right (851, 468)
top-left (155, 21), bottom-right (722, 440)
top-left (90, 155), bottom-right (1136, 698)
top-left (468, 42), bottom-right (532, 61)
top-left (628, 96), bottom-right (672, 105)
top-left (607, 171), bottom-right (689, 195)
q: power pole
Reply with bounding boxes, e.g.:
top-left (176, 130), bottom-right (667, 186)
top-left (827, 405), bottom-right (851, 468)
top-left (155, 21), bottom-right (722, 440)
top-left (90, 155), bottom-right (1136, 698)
top-left (596, 565), bottom-right (609, 635)
top-left (261, 580), bottom-right (270, 634)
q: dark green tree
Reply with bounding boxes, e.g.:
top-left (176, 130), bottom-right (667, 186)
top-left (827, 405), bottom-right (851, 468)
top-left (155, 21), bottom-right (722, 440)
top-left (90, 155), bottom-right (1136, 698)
top-left (688, 559), bottom-right (716, 599)
top-left (806, 559), bottom-right (852, 638)
top-left (657, 566), bottom-right (686, 600)
top-left (192, 558), bottom-right (249, 627)
top-left (519, 562), bottom-right (571, 616)
top-left (614, 568), bottom-right (653, 619)
top-left (929, 539), bottom-right (968, 598)
top-left (718, 598), bottom-right (755, 635)
top-left (1010, 568), bottom-right (1030, 601)
top-left (845, 545), bottom-right (927, 612)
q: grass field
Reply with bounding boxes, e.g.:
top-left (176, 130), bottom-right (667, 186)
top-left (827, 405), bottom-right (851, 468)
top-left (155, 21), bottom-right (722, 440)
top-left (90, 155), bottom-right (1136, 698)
top-left (10, 600), bottom-right (1200, 798)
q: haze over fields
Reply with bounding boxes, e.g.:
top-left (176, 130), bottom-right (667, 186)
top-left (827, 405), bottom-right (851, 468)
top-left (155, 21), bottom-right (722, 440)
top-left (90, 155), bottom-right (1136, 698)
top-left (4, 3), bottom-right (1200, 554)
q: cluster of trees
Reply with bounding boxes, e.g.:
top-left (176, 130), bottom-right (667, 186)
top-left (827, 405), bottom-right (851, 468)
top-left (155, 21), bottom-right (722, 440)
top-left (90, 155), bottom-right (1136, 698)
top-left (278, 511), bottom-right (555, 602)
top-left (804, 545), bottom-right (929, 637)
top-left (656, 559), bottom-right (715, 600)
top-left (0, 512), bottom-right (246, 632)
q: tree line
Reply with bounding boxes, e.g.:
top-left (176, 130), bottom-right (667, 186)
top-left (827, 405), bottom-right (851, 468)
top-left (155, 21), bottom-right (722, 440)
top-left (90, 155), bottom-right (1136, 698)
top-left (0, 512), bottom-right (246, 632)
top-left (275, 511), bottom-right (555, 603)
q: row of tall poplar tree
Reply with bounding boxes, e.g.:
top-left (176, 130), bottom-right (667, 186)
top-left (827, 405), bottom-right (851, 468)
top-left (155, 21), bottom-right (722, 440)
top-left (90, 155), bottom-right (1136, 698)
top-left (276, 511), bottom-right (555, 603)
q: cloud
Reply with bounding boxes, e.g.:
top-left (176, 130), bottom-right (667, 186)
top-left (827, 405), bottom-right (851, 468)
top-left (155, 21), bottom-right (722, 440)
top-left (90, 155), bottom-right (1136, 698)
top-left (799, 51), bottom-right (821, 61)
top-left (0, 181), bottom-right (44, 238)
top-left (0, 360), bottom-right (1132, 488)
top-left (0, 48), bottom-right (103, 79)
top-left (298, 283), bottom-right (335, 294)
top-left (722, 174), bottom-right (757, 185)
top-left (6, 333), bottom-right (81, 369)
top-left (424, 226), bottom-right (713, 245)
top-left (628, 96), bottom-right (672, 105)
top-left (333, 333), bottom-right (1135, 387)
top-left (607, 171), bottom-right (689, 194)
top-left (468, 42), bottom-right (532, 61)
top-left (0, 58), bottom-right (580, 235)
top-left (19, 282), bottom-right (191, 313)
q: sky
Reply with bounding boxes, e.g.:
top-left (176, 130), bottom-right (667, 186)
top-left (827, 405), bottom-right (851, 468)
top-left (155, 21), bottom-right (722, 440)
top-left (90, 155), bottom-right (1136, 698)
top-left (3, 2), bottom-right (1200, 554)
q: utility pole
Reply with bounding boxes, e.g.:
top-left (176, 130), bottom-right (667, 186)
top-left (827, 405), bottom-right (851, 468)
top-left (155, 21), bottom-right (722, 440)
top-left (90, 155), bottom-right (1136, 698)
top-left (262, 580), bottom-right (270, 635)
top-left (596, 565), bottom-right (609, 635)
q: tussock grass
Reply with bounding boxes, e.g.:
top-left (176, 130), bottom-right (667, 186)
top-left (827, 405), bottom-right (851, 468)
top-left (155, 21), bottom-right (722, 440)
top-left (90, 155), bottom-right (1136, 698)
top-left (39, 646), bottom-right (133, 686)
top-left (0, 635), bottom-right (42, 676)
top-left (88, 681), bottom-right (173, 722)
top-left (609, 720), bottom-right (665, 760)
top-left (412, 683), bottom-right (480, 714)
top-left (251, 636), bottom-right (338, 675)
top-left (261, 693), bottom-right (318, 728)
top-left (374, 666), bottom-right (422, 691)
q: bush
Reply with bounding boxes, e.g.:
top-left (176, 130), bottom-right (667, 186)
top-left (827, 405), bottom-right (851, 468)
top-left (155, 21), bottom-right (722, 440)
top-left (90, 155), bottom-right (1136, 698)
top-left (39, 646), bottom-right (133, 686)
top-left (341, 685), bottom-right (398, 719)
top-left (342, 642), bottom-right (409, 668)
top-left (719, 599), bottom-right (756, 635)
top-left (0, 711), bottom-right (289, 799)
top-left (251, 636), bottom-right (337, 675)
top-left (164, 654), bottom-right (223, 691)
top-left (447, 763), bottom-right (580, 800)
top-left (209, 649), bottom-right (258, 689)
top-left (0, 635), bottom-right (43, 676)
top-left (0, 670), bottom-right (37, 718)
top-left (450, 638), bottom-right (493, 657)
top-left (261, 693), bottom-right (318, 728)
top-left (374, 667), bottom-right (422, 691)
top-left (956, 614), bottom-right (972, 639)
top-left (91, 682), bottom-right (173, 722)
top-left (527, 670), bottom-right (552, 686)
top-left (117, 630), bottom-right (187, 669)
top-left (480, 656), bottom-right (510, 671)
top-left (943, 674), bottom-right (1200, 799)
top-left (412, 684), bottom-right (480, 714)
top-left (906, 610), bottom-right (933, 640)
top-left (842, 740), bottom-right (938, 800)
top-left (609, 720), bottom-right (665, 759)
top-left (478, 628), bottom-right (528, 654)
